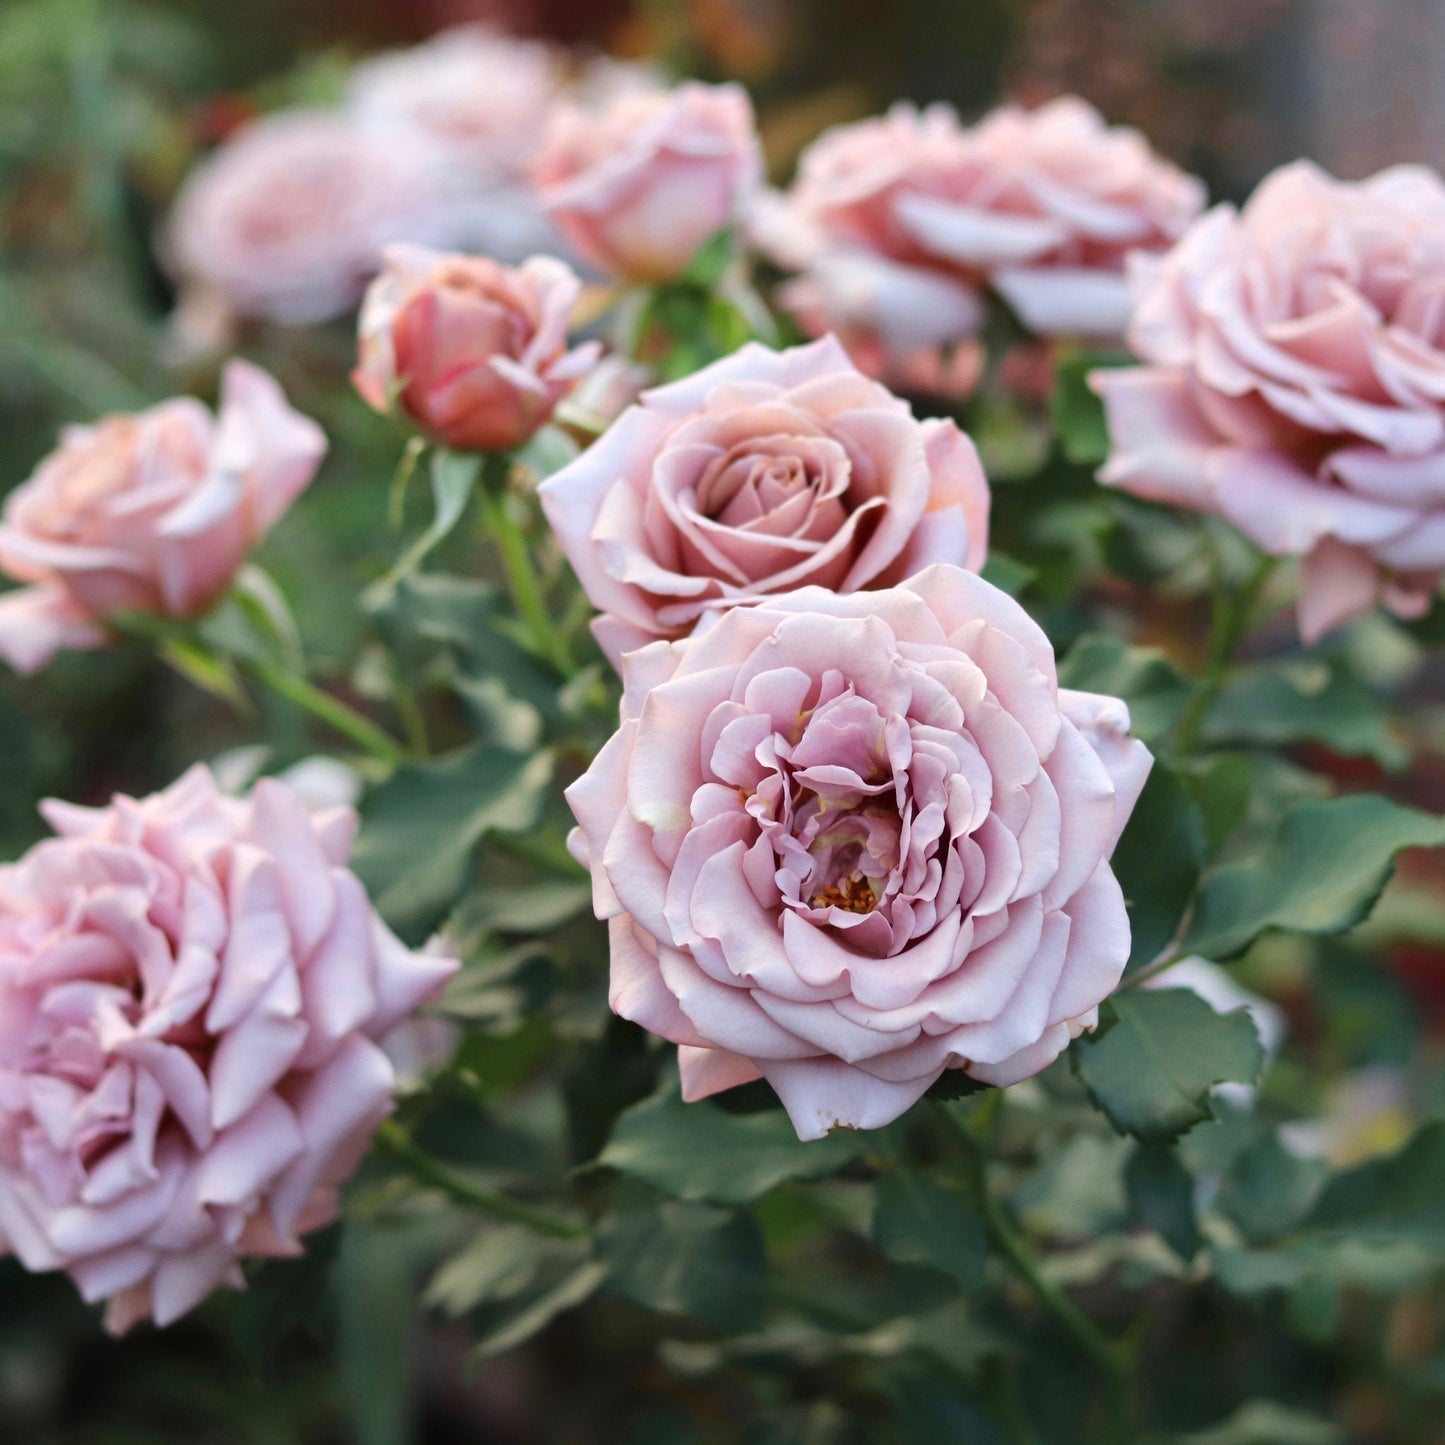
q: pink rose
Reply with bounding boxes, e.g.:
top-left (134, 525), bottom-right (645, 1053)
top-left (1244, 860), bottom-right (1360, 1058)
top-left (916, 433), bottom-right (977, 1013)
top-left (165, 110), bottom-right (459, 324)
top-left (353, 246), bottom-right (601, 453)
top-left (565, 566), bottom-right (1151, 1139)
top-left (533, 82), bottom-right (764, 284)
top-left (0, 766), bottom-right (457, 1332)
top-left (1094, 161), bottom-right (1445, 640)
top-left (761, 97), bottom-right (1204, 352)
top-left (537, 336), bottom-right (991, 664)
top-left (346, 26), bottom-right (567, 264)
top-left (0, 362), bottom-right (325, 674)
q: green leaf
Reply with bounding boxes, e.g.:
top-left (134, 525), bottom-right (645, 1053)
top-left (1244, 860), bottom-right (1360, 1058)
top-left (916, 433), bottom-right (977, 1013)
top-left (599, 1082), bottom-right (865, 1205)
top-left (1125, 1143), bottom-right (1199, 1260)
top-left (1182, 795), bottom-right (1445, 960)
top-left (1051, 351), bottom-right (1128, 466)
top-left (1072, 990), bottom-right (1264, 1143)
top-left (1303, 1120), bottom-right (1445, 1246)
top-left (872, 1168), bottom-right (987, 1290)
top-left (1056, 634), bottom-right (1196, 745)
top-left (473, 1258), bottom-right (608, 1359)
top-left (1202, 658), bottom-right (1407, 768)
top-left (371, 450), bottom-right (480, 599)
top-left (1153, 1401), bottom-right (1345, 1445)
top-left (426, 1225), bottom-right (564, 1316)
top-left (352, 745), bottom-right (553, 937)
top-left (979, 552), bottom-right (1035, 598)
top-left (682, 225), bottom-right (737, 290)
top-left (1112, 763), bottom-right (1206, 973)
top-left (1217, 1134), bottom-right (1327, 1246)
top-left (597, 1196), bottom-right (766, 1332)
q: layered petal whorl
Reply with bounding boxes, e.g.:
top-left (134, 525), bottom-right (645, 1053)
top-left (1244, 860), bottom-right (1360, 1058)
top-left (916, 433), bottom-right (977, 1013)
top-left (565, 566), bottom-right (1150, 1140)
top-left (0, 767), bottom-right (456, 1331)
top-left (1095, 161), bottom-right (1445, 638)
top-left (539, 337), bottom-right (991, 664)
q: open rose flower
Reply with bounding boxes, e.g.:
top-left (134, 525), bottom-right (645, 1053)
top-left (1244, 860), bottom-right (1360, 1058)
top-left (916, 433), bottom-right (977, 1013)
top-left (0, 766), bottom-right (457, 1332)
top-left (533, 81), bottom-right (763, 283)
top-left (165, 110), bottom-right (459, 325)
top-left (0, 362), bottom-right (325, 675)
top-left (1094, 161), bottom-right (1445, 640)
top-left (760, 97), bottom-right (1205, 362)
top-left (353, 247), bottom-right (601, 453)
top-left (346, 26), bottom-right (567, 264)
top-left (566, 566), bottom-right (1151, 1139)
top-left (538, 336), bottom-right (991, 663)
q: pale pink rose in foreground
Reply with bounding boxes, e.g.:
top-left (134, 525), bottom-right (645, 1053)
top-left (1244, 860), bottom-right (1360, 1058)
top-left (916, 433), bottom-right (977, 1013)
top-left (538, 336), bottom-right (991, 663)
top-left (166, 110), bottom-right (460, 324)
top-left (353, 246), bottom-right (601, 453)
top-left (533, 81), bottom-right (763, 284)
top-left (346, 26), bottom-right (568, 264)
top-left (0, 363), bottom-right (325, 674)
top-left (761, 97), bottom-right (1204, 358)
top-left (0, 766), bottom-right (457, 1332)
top-left (1094, 161), bottom-right (1445, 640)
top-left (566, 566), bottom-right (1151, 1139)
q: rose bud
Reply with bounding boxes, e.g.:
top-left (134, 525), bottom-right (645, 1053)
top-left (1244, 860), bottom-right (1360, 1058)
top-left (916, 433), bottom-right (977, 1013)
top-left (353, 246), bottom-right (602, 454)
top-left (0, 766), bottom-right (457, 1332)
top-left (0, 362), bottom-right (325, 675)
top-left (1094, 160), bottom-right (1445, 640)
top-left (538, 335), bottom-right (990, 664)
top-left (532, 81), bottom-right (764, 284)
top-left (565, 566), bottom-right (1152, 1139)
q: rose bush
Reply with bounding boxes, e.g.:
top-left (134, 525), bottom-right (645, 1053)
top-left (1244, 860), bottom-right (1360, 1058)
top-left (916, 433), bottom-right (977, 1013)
top-left (761, 96), bottom-right (1205, 367)
top-left (533, 81), bottom-right (763, 284)
top-left (165, 111), bottom-right (459, 325)
top-left (565, 566), bottom-right (1151, 1139)
top-left (539, 335), bottom-right (991, 662)
top-left (1094, 160), bottom-right (1445, 639)
top-left (353, 246), bottom-right (601, 453)
top-left (0, 362), bottom-right (325, 674)
top-left (0, 766), bottom-right (456, 1332)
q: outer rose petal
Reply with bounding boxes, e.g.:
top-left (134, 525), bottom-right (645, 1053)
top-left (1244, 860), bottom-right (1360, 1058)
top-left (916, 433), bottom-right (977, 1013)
top-left (0, 585), bottom-right (106, 673)
top-left (1298, 537), bottom-right (1383, 643)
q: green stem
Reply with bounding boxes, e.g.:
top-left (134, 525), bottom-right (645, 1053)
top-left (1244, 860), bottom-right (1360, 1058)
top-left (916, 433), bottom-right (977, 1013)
top-left (241, 655), bottom-right (408, 768)
top-left (375, 1121), bottom-right (586, 1240)
top-left (943, 1103), bottom-right (1135, 1437)
top-left (1169, 551), bottom-right (1276, 757)
top-left (477, 459), bottom-right (574, 677)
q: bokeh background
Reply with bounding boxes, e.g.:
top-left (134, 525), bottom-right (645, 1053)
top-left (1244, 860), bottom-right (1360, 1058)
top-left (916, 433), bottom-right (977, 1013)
top-left (2, 3), bottom-right (1443, 1441)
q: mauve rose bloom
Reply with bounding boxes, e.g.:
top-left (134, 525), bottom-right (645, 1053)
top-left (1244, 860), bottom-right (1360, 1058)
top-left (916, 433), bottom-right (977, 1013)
top-left (1094, 161), bottom-right (1445, 640)
top-left (0, 362), bottom-right (325, 675)
top-left (566, 566), bottom-right (1151, 1138)
top-left (353, 246), bottom-right (601, 453)
top-left (533, 81), bottom-right (764, 284)
top-left (346, 26), bottom-right (568, 264)
top-left (537, 336), bottom-right (991, 664)
top-left (166, 110), bottom-right (459, 325)
top-left (0, 766), bottom-right (457, 1332)
top-left (761, 97), bottom-right (1204, 354)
